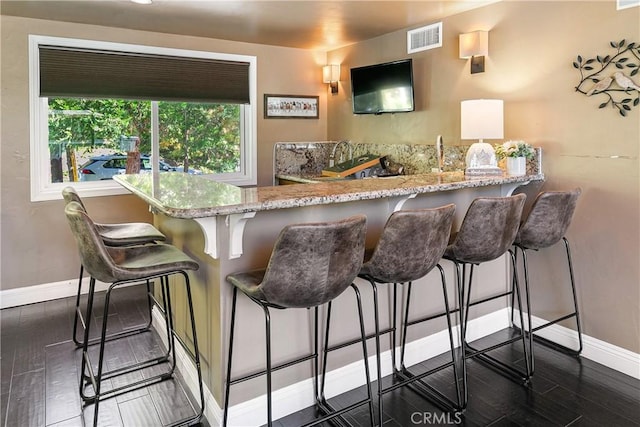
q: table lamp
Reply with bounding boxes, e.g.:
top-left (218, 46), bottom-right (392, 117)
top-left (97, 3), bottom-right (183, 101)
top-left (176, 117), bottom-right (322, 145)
top-left (461, 99), bottom-right (504, 176)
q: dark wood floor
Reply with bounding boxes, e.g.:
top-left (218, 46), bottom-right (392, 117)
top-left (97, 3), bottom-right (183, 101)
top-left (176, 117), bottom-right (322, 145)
top-left (1, 283), bottom-right (639, 426)
top-left (0, 283), bottom-right (204, 427)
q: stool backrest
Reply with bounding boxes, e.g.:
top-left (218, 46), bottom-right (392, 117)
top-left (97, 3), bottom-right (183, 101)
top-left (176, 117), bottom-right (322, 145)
top-left (448, 194), bottom-right (526, 263)
top-left (65, 201), bottom-right (121, 284)
top-left (62, 186), bottom-right (87, 211)
top-left (516, 188), bottom-right (581, 249)
top-left (259, 215), bottom-right (367, 308)
top-left (361, 204), bottom-right (455, 283)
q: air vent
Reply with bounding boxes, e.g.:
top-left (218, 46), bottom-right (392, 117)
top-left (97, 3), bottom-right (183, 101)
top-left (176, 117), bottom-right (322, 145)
top-left (407, 22), bottom-right (442, 54)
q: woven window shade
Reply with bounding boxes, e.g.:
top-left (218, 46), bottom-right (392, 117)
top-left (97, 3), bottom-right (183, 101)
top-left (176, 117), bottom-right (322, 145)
top-left (39, 46), bottom-right (250, 104)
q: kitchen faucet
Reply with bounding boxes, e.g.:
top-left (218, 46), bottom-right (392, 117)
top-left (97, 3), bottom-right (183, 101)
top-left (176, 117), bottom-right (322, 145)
top-left (330, 140), bottom-right (353, 166)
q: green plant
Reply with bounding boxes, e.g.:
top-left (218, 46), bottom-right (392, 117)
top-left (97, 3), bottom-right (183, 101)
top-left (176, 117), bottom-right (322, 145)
top-left (494, 140), bottom-right (534, 160)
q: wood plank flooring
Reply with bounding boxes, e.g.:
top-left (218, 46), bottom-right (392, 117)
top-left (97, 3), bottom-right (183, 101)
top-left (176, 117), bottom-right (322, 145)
top-left (1, 283), bottom-right (639, 426)
top-left (1, 284), bottom-right (204, 427)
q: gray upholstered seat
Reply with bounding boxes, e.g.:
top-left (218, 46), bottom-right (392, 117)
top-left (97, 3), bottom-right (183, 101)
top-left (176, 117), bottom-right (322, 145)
top-left (62, 186), bottom-right (165, 347)
top-left (443, 194), bottom-right (529, 405)
top-left (513, 189), bottom-right (582, 373)
top-left (223, 215), bottom-right (374, 427)
top-left (444, 195), bottom-right (526, 264)
top-left (64, 201), bottom-right (203, 426)
top-left (63, 186), bottom-right (165, 246)
top-left (357, 205), bottom-right (462, 417)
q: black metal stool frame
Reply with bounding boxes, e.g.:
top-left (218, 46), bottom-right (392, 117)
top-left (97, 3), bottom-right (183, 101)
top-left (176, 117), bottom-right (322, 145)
top-left (512, 237), bottom-right (583, 374)
top-left (63, 187), bottom-right (164, 349)
top-left (72, 266), bottom-right (155, 348)
top-left (223, 284), bottom-right (375, 427)
top-left (80, 271), bottom-right (205, 427)
top-left (448, 248), bottom-right (531, 408)
top-left (356, 264), bottom-right (464, 424)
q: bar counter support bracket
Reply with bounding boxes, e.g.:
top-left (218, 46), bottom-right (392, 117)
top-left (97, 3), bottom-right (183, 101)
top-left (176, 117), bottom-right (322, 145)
top-left (392, 193), bottom-right (418, 212)
top-left (193, 212), bottom-right (257, 260)
top-left (193, 217), bottom-right (219, 259)
top-left (227, 212), bottom-right (257, 259)
top-left (502, 181), bottom-right (530, 197)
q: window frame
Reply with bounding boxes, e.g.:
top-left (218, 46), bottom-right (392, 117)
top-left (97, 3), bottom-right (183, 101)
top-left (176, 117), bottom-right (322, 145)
top-left (29, 35), bottom-right (257, 201)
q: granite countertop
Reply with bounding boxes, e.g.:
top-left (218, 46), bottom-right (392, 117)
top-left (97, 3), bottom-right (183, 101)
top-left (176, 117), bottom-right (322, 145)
top-left (114, 171), bottom-right (544, 219)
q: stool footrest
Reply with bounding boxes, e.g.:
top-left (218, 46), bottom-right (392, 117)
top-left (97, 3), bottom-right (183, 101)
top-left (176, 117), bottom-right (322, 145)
top-left (82, 368), bottom-right (174, 404)
top-left (308, 398), bottom-right (371, 427)
top-left (230, 352), bottom-right (317, 386)
top-left (531, 333), bottom-right (582, 356)
top-left (397, 369), bottom-right (462, 413)
top-left (383, 364), bottom-right (462, 412)
top-left (465, 343), bottom-right (529, 384)
top-left (530, 312), bottom-right (578, 333)
top-left (326, 326), bottom-right (394, 353)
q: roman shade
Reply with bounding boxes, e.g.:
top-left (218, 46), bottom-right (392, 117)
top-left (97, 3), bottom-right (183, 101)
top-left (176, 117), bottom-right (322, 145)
top-left (39, 46), bottom-right (250, 104)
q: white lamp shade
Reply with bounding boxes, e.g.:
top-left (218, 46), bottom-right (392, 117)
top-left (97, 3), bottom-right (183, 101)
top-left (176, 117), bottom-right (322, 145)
top-left (461, 99), bottom-right (504, 141)
top-left (459, 31), bottom-right (489, 59)
top-left (322, 65), bottom-right (340, 83)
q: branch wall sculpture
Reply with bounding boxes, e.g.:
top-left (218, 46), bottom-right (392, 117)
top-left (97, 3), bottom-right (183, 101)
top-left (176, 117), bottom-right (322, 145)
top-left (574, 39), bottom-right (640, 116)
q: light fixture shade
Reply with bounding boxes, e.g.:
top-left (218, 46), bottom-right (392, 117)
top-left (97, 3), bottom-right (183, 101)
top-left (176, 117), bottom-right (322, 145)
top-left (461, 99), bottom-right (504, 141)
top-left (459, 31), bottom-right (488, 59)
top-left (461, 99), bottom-right (504, 176)
top-left (322, 64), bottom-right (340, 83)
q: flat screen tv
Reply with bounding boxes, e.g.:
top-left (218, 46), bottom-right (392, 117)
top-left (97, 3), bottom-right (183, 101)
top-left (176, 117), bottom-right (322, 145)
top-left (350, 59), bottom-right (415, 115)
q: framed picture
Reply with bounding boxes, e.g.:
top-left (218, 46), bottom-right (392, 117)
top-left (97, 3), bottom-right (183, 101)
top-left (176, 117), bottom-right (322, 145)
top-left (264, 94), bottom-right (319, 119)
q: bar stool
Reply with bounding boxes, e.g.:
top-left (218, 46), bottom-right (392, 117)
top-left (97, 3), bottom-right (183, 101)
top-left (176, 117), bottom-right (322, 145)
top-left (513, 189), bottom-right (582, 373)
top-left (443, 194), bottom-right (529, 406)
top-left (222, 215), bottom-right (374, 427)
top-left (62, 186), bottom-right (165, 347)
top-left (357, 204), bottom-right (460, 424)
top-left (64, 201), bottom-right (204, 426)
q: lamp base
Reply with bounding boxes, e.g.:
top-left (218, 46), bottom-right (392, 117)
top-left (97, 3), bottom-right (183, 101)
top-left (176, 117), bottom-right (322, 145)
top-left (465, 166), bottom-right (504, 177)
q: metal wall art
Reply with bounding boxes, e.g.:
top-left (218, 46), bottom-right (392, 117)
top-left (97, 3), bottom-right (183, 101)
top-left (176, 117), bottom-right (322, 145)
top-left (574, 39), bottom-right (640, 116)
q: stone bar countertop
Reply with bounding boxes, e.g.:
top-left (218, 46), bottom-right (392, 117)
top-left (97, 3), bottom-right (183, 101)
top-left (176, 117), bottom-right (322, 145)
top-left (114, 171), bottom-right (544, 219)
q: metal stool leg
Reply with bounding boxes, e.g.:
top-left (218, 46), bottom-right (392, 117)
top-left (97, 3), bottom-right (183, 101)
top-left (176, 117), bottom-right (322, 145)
top-left (520, 238), bottom-right (583, 373)
top-left (262, 305), bottom-right (273, 427)
top-left (222, 287), bottom-right (238, 427)
top-left (73, 265), bottom-right (85, 347)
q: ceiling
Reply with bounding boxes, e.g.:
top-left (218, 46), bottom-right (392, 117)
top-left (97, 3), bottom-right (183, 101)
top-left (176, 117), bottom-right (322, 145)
top-left (1, 0), bottom-right (498, 51)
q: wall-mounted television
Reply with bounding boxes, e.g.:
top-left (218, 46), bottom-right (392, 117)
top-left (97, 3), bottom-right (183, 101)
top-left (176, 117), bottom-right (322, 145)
top-left (350, 59), bottom-right (415, 115)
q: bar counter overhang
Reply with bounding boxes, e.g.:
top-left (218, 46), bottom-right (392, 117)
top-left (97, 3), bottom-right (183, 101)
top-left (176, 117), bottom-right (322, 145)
top-left (114, 170), bottom-right (543, 426)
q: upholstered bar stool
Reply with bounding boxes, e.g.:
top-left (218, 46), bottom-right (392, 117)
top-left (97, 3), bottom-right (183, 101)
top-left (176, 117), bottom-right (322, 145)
top-left (64, 201), bottom-right (204, 426)
top-left (62, 186), bottom-right (165, 347)
top-left (443, 194), bottom-right (529, 406)
top-left (223, 215), bottom-right (374, 427)
top-left (355, 205), bottom-right (461, 423)
top-left (513, 188), bottom-right (582, 373)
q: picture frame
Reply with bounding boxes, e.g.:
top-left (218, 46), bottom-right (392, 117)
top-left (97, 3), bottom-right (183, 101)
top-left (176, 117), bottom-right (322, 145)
top-left (264, 94), bottom-right (319, 119)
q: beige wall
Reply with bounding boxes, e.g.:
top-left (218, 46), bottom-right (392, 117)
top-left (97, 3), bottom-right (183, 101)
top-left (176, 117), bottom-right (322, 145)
top-left (327, 1), bottom-right (640, 353)
top-left (1, 1), bottom-right (639, 356)
top-left (0, 16), bottom-right (328, 291)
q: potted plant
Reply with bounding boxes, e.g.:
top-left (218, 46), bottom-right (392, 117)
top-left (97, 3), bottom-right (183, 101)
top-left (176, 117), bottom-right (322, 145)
top-left (494, 140), bottom-right (534, 176)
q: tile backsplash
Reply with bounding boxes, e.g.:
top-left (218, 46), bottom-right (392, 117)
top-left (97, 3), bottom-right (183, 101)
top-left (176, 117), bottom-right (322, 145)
top-left (273, 141), bottom-right (541, 179)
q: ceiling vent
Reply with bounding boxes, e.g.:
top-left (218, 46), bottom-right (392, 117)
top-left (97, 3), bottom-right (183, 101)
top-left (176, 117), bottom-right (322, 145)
top-left (407, 22), bottom-right (442, 54)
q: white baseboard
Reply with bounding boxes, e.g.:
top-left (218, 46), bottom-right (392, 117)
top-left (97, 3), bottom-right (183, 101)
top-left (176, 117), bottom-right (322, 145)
top-left (513, 309), bottom-right (640, 379)
top-left (0, 277), bottom-right (113, 309)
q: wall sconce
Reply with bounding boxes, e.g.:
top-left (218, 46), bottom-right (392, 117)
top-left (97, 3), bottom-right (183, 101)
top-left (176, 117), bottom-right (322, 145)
top-left (459, 30), bottom-right (489, 74)
top-left (323, 64), bottom-right (340, 94)
top-left (461, 99), bottom-right (504, 176)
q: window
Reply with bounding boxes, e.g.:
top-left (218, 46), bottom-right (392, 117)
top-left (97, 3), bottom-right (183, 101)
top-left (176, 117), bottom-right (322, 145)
top-left (29, 35), bottom-right (257, 201)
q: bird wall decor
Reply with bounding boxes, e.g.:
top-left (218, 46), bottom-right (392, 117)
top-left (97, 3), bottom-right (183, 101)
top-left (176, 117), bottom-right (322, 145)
top-left (574, 39), bottom-right (640, 117)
